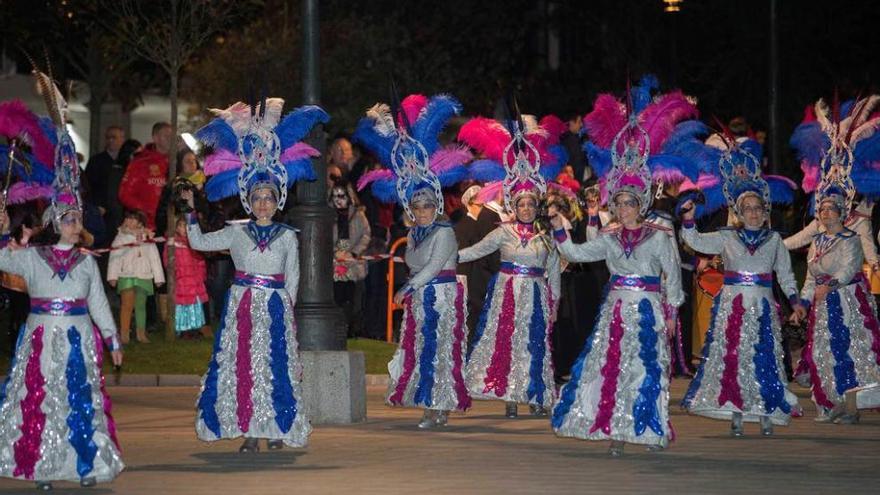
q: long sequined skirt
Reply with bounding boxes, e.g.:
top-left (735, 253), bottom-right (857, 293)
top-left (465, 272), bottom-right (556, 408)
top-left (552, 289), bottom-right (671, 446)
top-left (195, 285), bottom-right (311, 446)
top-left (0, 315), bottom-right (123, 483)
top-left (682, 286), bottom-right (800, 425)
top-left (386, 279), bottom-right (471, 411)
top-left (803, 281), bottom-right (880, 412)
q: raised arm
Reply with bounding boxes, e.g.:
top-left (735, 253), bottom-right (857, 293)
top-left (783, 219), bottom-right (819, 250)
top-left (284, 230), bottom-right (301, 303)
top-left (405, 227), bottom-right (457, 292)
top-left (86, 256), bottom-right (120, 350)
top-left (679, 220), bottom-right (724, 255)
top-left (458, 226), bottom-right (504, 263)
top-left (186, 212), bottom-right (234, 252)
top-left (772, 233), bottom-right (799, 301)
top-left (553, 228), bottom-right (607, 263)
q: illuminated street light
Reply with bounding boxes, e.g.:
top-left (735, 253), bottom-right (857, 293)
top-left (663, 0), bottom-right (683, 13)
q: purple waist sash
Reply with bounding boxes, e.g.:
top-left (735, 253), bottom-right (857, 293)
top-left (723, 271), bottom-right (773, 288)
top-left (609, 274), bottom-right (661, 292)
top-left (499, 262), bottom-right (544, 277)
top-left (30, 298), bottom-right (88, 316)
top-left (815, 272), bottom-right (865, 287)
top-left (233, 271), bottom-right (285, 289)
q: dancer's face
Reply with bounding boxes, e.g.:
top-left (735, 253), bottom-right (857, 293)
top-left (739, 196), bottom-right (766, 229)
top-left (250, 187), bottom-right (278, 223)
top-left (412, 203), bottom-right (436, 227)
top-left (818, 201), bottom-right (842, 228)
top-left (515, 195), bottom-right (538, 223)
top-left (59, 211), bottom-right (83, 245)
top-left (614, 193), bottom-right (640, 226)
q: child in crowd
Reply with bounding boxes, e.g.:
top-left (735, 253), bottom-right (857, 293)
top-left (166, 216), bottom-right (208, 339)
top-left (108, 210), bottom-right (164, 343)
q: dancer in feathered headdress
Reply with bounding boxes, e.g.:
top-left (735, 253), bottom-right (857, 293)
top-left (355, 91), bottom-right (472, 428)
top-left (184, 96), bottom-right (327, 452)
top-left (786, 96), bottom-right (880, 270)
top-left (679, 129), bottom-right (805, 437)
top-left (549, 98), bottom-right (684, 456)
top-left (789, 97), bottom-right (880, 423)
top-left (578, 76), bottom-right (703, 377)
top-left (456, 104), bottom-right (563, 419)
top-left (0, 72), bottom-right (124, 490)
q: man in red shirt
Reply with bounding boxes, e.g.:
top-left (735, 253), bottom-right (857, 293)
top-left (118, 122), bottom-right (173, 231)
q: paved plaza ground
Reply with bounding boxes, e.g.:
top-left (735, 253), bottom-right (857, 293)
top-left (0, 380), bottom-right (877, 494)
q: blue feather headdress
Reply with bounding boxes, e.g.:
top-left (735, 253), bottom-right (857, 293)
top-left (354, 93), bottom-right (471, 221)
top-left (196, 98), bottom-right (328, 214)
top-left (698, 135), bottom-right (796, 220)
top-left (791, 96), bottom-right (880, 204)
top-left (582, 75), bottom-right (704, 195)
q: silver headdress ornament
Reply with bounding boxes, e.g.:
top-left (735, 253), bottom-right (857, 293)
top-left (502, 120), bottom-right (545, 213)
top-left (716, 135), bottom-right (770, 218)
top-left (391, 123), bottom-right (443, 221)
top-left (813, 98), bottom-right (857, 216)
top-left (814, 138), bottom-right (855, 216)
top-left (606, 114), bottom-right (653, 217)
top-left (223, 98), bottom-right (289, 216)
top-left (33, 69), bottom-right (83, 229)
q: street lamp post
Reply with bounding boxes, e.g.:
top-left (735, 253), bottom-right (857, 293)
top-left (292, 0), bottom-right (346, 351)
top-left (290, 0), bottom-right (366, 425)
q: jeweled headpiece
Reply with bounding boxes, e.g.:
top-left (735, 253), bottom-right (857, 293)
top-left (32, 70), bottom-right (83, 229)
top-left (716, 135), bottom-right (771, 218)
top-left (605, 114), bottom-right (653, 217)
top-left (791, 95), bottom-right (880, 200)
top-left (501, 119), bottom-right (546, 212)
top-left (355, 92), bottom-right (471, 222)
top-left (197, 98), bottom-right (328, 215)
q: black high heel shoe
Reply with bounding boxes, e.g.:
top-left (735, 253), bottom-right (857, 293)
top-left (35, 481), bottom-right (53, 491)
top-left (80, 476), bottom-right (97, 487)
top-left (267, 439), bottom-right (284, 450)
top-left (239, 437), bottom-right (260, 453)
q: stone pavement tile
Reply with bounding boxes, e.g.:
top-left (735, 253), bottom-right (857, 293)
top-left (0, 380), bottom-right (877, 495)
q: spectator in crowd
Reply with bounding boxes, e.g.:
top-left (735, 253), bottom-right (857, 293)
top-left (165, 216), bottom-right (209, 339)
top-left (118, 122), bottom-right (173, 231)
top-left (107, 210), bottom-right (165, 344)
top-left (561, 113), bottom-right (589, 182)
top-left (84, 126), bottom-right (124, 222)
top-left (328, 134), bottom-right (357, 177)
top-left (106, 138), bottom-right (142, 241)
top-left (329, 179), bottom-right (371, 337)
